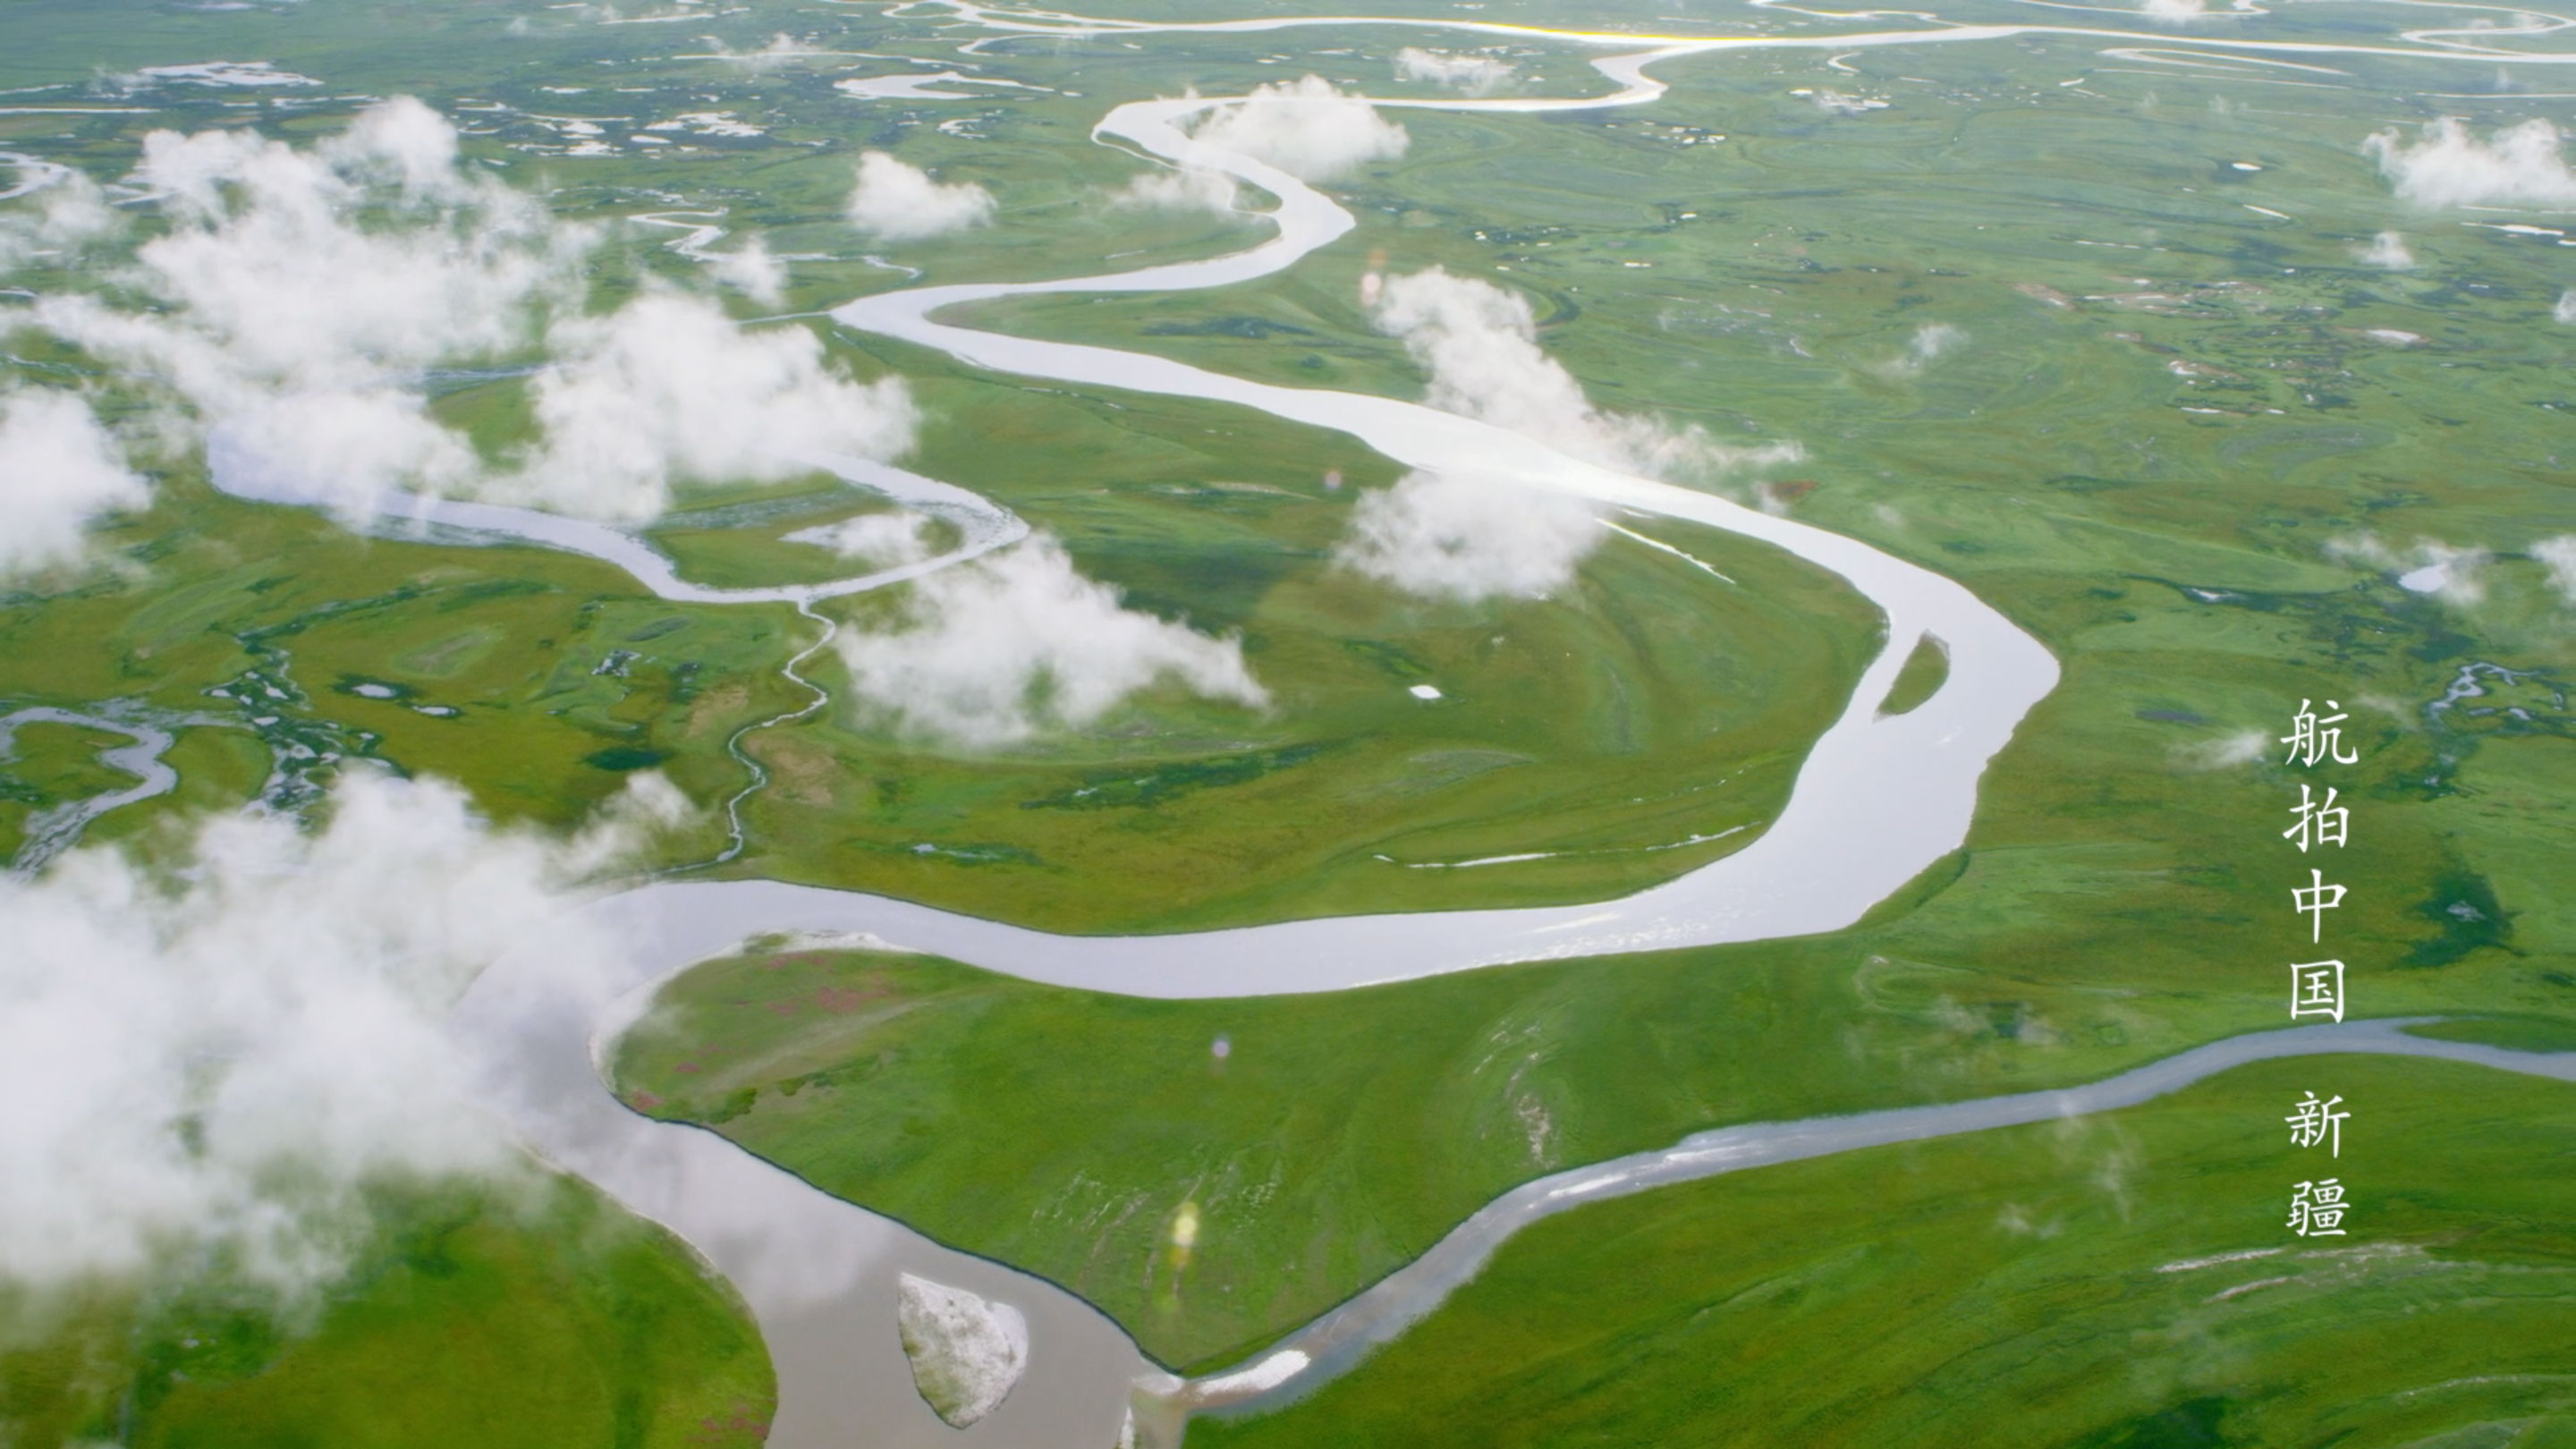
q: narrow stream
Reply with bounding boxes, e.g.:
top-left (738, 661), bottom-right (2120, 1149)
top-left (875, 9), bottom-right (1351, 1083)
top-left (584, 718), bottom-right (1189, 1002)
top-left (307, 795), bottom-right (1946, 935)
top-left (0, 706), bottom-right (182, 873)
top-left (1157, 1019), bottom-right (2576, 1435)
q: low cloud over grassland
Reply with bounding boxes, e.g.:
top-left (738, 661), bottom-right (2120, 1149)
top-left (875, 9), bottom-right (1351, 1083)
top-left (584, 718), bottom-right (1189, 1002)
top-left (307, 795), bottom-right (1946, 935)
top-left (845, 150), bottom-right (995, 241)
top-left (1335, 267), bottom-right (1797, 604)
top-left (2355, 230), bottom-right (2415, 269)
top-left (503, 293), bottom-right (918, 521)
top-left (835, 537), bottom-right (1267, 748)
top-left (0, 388), bottom-right (149, 578)
top-left (1189, 76), bottom-right (1408, 181)
top-left (0, 772), bottom-right (680, 1298)
top-left (1393, 48), bottom-right (1515, 96)
top-left (2527, 536), bottom-right (2576, 605)
top-left (2363, 118), bottom-right (2576, 207)
top-left (1336, 470), bottom-right (1598, 603)
top-left (1368, 267), bottom-right (1800, 481)
top-left (16, 98), bottom-right (918, 525)
top-left (1107, 165), bottom-right (1240, 215)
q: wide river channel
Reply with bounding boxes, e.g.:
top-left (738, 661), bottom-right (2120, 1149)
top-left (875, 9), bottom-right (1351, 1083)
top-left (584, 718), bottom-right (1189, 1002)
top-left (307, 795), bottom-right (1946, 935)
top-left (156, 6), bottom-right (2573, 1445)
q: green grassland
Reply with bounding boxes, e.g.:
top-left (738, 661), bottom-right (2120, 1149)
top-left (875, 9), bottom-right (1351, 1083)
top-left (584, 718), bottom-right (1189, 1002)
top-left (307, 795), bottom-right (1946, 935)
top-left (741, 490), bottom-right (1881, 929)
top-left (600, 19), bottom-right (2576, 1388)
top-left (13, 0), bottom-right (2564, 935)
top-left (0, 718), bottom-right (269, 863)
top-left (1, 0), bottom-right (1917, 922)
top-left (642, 499), bottom-right (963, 592)
top-left (1875, 632), bottom-right (1948, 717)
top-left (0, 721), bottom-right (140, 860)
top-left (1190, 1055), bottom-right (2576, 1448)
top-left (0, 1173), bottom-right (772, 1449)
top-left (0, 469), bottom-right (810, 852)
top-left (6, 0), bottom-right (2576, 1437)
top-left (613, 640), bottom-right (2572, 1373)
top-left (0, 373), bottom-right (1886, 923)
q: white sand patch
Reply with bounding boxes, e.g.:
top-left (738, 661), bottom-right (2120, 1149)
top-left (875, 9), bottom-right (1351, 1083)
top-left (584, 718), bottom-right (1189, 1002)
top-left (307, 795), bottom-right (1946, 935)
top-left (643, 110), bottom-right (766, 138)
top-left (1792, 87), bottom-right (1889, 114)
top-left (2207, 1275), bottom-right (2295, 1302)
top-left (126, 61), bottom-right (321, 89)
top-left (895, 1273), bottom-right (1030, 1428)
top-left (765, 928), bottom-right (919, 956)
top-left (835, 72), bottom-right (1040, 101)
top-left (1191, 1349), bottom-right (1309, 1398)
top-left (2158, 1246), bottom-right (2285, 1273)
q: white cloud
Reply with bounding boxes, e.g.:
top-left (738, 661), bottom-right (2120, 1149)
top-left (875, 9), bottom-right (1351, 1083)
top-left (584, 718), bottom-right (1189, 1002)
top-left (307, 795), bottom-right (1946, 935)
top-left (1189, 75), bottom-right (1408, 181)
top-left (1876, 321), bottom-right (1967, 377)
top-left (1108, 165), bottom-right (1240, 215)
top-left (36, 99), bottom-right (589, 519)
top-left (0, 167), bottom-right (122, 270)
top-left (1343, 268), bottom-right (1794, 597)
top-left (325, 92), bottom-right (473, 200)
top-left (704, 233), bottom-right (787, 307)
top-left (2356, 230), bottom-right (2415, 268)
top-left (111, 61), bottom-right (322, 93)
top-left (35, 101), bottom-right (915, 525)
top-left (2325, 533), bottom-right (2396, 570)
top-left (1336, 469), bottom-right (1598, 603)
top-left (0, 389), bottom-right (150, 578)
top-left (2142, 0), bottom-right (2206, 19)
top-left (504, 292), bottom-right (918, 521)
top-left (2402, 542), bottom-right (2491, 605)
top-left (1911, 323), bottom-right (1969, 360)
top-left (835, 536), bottom-right (1265, 748)
top-left (784, 509), bottom-right (933, 565)
top-left (2327, 531), bottom-right (2490, 606)
top-left (845, 150), bottom-right (995, 242)
top-left (2557, 289), bottom-right (2576, 324)
top-left (204, 386), bottom-right (480, 517)
top-left (2363, 117), bottom-right (2576, 208)
top-left (2173, 728), bottom-right (2267, 769)
top-left (1394, 48), bottom-right (1515, 96)
top-left (1367, 266), bottom-right (1801, 482)
top-left (2534, 535), bottom-right (2576, 603)
top-left (0, 770), bottom-right (675, 1295)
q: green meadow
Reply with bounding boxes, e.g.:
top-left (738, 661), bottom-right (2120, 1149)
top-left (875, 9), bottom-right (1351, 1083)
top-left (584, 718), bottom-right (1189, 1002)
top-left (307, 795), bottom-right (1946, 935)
top-left (0, 388), bottom-right (1885, 925)
top-left (1191, 1055), bottom-right (2576, 1448)
top-left (0, 1174), bottom-right (772, 1449)
top-left (613, 641), bottom-right (2571, 1372)
top-left (4, 0), bottom-right (2574, 1440)
top-left (608, 15), bottom-right (2576, 1393)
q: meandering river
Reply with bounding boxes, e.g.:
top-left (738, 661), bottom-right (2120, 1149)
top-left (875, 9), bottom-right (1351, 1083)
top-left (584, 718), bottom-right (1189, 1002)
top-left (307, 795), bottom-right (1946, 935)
top-left (134, 3), bottom-right (2572, 1443)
